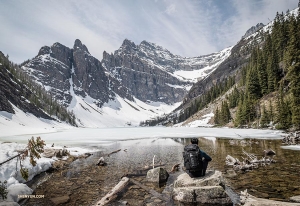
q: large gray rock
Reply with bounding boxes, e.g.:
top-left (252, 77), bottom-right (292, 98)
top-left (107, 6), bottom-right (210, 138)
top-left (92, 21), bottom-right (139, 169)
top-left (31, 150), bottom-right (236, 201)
top-left (173, 170), bottom-right (232, 205)
top-left (146, 167), bottom-right (169, 184)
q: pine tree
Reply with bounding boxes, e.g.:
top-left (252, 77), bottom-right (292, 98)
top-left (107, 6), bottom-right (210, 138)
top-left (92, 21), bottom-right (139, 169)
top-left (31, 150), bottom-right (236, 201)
top-left (260, 104), bottom-right (269, 128)
top-left (284, 13), bottom-right (300, 129)
top-left (214, 107), bottom-right (220, 125)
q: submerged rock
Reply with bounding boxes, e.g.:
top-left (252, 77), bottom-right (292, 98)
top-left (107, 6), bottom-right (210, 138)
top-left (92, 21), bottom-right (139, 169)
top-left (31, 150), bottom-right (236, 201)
top-left (173, 170), bottom-right (232, 205)
top-left (146, 167), bottom-right (169, 184)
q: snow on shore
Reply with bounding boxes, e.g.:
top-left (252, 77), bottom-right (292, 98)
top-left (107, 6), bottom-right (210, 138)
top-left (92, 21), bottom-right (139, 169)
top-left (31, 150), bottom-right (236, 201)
top-left (0, 142), bottom-right (93, 204)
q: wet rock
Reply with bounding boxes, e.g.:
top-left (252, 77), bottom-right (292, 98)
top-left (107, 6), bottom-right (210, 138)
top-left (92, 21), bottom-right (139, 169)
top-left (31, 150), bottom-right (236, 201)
top-left (290, 195), bottom-right (300, 203)
top-left (50, 195), bottom-right (70, 205)
top-left (264, 149), bottom-right (276, 155)
top-left (173, 170), bottom-right (232, 205)
top-left (224, 169), bottom-right (237, 178)
top-left (146, 167), bottom-right (169, 184)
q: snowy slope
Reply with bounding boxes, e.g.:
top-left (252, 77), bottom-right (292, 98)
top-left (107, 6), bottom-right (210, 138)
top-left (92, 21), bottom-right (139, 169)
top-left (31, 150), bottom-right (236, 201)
top-left (116, 40), bottom-right (233, 83)
top-left (68, 91), bottom-right (181, 127)
top-left (0, 104), bottom-right (72, 137)
top-left (245, 8), bottom-right (299, 40)
top-left (172, 46), bottom-right (233, 82)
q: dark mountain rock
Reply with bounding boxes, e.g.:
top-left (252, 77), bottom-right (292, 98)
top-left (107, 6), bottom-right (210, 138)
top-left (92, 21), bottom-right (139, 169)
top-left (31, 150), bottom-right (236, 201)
top-left (102, 40), bottom-right (190, 103)
top-left (242, 23), bottom-right (265, 39)
top-left (102, 39), bottom-right (231, 104)
top-left (22, 40), bottom-right (132, 108)
top-left (0, 52), bottom-right (53, 119)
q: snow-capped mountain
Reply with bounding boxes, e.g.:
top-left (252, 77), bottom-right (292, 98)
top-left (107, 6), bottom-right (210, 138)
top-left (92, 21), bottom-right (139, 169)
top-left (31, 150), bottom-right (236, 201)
top-left (20, 38), bottom-right (231, 127)
top-left (102, 39), bottom-right (232, 103)
top-left (242, 23), bottom-right (265, 39)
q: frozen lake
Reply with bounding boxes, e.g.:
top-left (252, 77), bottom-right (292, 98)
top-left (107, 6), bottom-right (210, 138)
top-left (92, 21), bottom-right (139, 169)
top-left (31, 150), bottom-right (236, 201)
top-left (1, 127), bottom-right (300, 205)
top-left (0, 127), bottom-right (285, 148)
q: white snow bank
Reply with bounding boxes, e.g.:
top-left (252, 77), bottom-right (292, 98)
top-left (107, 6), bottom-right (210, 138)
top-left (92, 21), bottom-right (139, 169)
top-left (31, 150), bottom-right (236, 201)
top-left (0, 142), bottom-right (92, 203)
top-left (184, 113), bottom-right (214, 128)
top-left (0, 105), bottom-right (72, 138)
top-left (281, 145), bottom-right (300, 150)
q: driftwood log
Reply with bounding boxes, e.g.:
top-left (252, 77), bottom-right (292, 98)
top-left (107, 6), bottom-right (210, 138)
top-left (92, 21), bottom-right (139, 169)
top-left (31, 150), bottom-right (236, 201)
top-left (95, 177), bottom-right (169, 206)
top-left (107, 149), bottom-right (121, 157)
top-left (143, 163), bottom-right (165, 171)
top-left (95, 177), bottom-right (130, 206)
top-left (96, 149), bottom-right (122, 166)
top-left (226, 150), bottom-right (276, 171)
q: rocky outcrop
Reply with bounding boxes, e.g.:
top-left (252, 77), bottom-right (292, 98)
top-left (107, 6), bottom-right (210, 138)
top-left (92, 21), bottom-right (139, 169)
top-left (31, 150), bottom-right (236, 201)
top-left (173, 170), bottom-right (232, 205)
top-left (22, 39), bottom-right (132, 108)
top-left (102, 41), bottom-right (187, 104)
top-left (102, 39), bottom-right (231, 104)
top-left (0, 52), bottom-right (53, 119)
top-left (242, 23), bottom-right (265, 39)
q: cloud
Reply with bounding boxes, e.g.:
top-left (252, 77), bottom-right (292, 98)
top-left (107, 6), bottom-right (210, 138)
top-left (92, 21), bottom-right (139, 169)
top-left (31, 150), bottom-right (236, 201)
top-left (165, 4), bottom-right (176, 15)
top-left (0, 0), bottom-right (298, 63)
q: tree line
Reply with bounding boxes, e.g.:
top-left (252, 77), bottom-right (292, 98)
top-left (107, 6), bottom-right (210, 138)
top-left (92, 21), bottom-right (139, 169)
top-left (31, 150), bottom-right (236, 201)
top-left (0, 55), bottom-right (77, 126)
top-left (141, 8), bottom-right (300, 130)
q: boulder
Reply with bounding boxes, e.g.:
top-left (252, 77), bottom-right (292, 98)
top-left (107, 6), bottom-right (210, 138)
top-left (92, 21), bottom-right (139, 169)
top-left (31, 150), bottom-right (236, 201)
top-left (146, 167), bottom-right (169, 184)
top-left (173, 170), bottom-right (232, 205)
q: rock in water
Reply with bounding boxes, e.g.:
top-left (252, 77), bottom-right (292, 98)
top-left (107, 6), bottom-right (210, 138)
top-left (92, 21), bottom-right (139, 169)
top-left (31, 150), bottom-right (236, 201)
top-left (146, 167), bottom-right (169, 184)
top-left (173, 170), bottom-right (232, 205)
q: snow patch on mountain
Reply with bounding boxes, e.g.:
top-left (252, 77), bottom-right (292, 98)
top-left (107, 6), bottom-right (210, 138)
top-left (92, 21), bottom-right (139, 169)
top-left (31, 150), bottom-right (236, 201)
top-left (245, 8), bottom-right (299, 40)
top-left (68, 90), bottom-right (181, 127)
top-left (173, 46), bottom-right (232, 82)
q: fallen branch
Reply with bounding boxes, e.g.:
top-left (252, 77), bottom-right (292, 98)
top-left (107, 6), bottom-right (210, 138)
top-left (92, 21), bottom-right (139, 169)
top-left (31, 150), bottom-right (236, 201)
top-left (0, 150), bottom-right (26, 166)
top-left (107, 149), bottom-right (121, 157)
top-left (95, 177), bottom-right (130, 206)
top-left (143, 163), bottom-right (165, 171)
top-left (170, 163), bottom-right (180, 173)
top-left (130, 178), bottom-right (169, 201)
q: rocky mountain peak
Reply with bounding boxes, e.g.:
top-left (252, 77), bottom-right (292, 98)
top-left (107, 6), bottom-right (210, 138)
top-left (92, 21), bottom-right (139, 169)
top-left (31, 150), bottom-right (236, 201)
top-left (38, 46), bottom-right (51, 56)
top-left (119, 39), bottom-right (137, 54)
top-left (73, 39), bottom-right (90, 54)
top-left (242, 23), bottom-right (265, 39)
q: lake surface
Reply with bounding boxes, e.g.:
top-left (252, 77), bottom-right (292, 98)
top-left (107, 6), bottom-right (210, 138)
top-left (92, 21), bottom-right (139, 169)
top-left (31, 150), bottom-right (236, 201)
top-left (2, 127), bottom-right (299, 205)
top-left (27, 136), bottom-right (299, 205)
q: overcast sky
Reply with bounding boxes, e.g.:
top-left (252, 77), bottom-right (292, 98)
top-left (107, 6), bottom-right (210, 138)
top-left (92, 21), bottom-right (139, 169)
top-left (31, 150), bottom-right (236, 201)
top-left (0, 0), bottom-right (298, 63)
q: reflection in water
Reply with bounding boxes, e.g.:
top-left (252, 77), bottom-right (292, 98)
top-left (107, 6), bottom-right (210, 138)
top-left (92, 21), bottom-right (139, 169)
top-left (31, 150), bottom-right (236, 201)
top-left (104, 137), bottom-right (300, 201)
top-left (196, 137), bottom-right (300, 201)
top-left (62, 136), bottom-right (300, 203)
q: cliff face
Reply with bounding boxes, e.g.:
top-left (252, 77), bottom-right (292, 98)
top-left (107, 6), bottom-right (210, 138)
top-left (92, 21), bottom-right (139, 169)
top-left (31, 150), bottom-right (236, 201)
top-left (22, 38), bottom-right (231, 111)
top-left (22, 39), bottom-right (132, 108)
top-left (0, 52), bottom-right (52, 119)
top-left (102, 39), bottom-right (231, 103)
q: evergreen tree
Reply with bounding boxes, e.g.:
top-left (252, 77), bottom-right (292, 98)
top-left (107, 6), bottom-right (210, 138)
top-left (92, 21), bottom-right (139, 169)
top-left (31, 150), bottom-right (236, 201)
top-left (284, 13), bottom-right (300, 129)
top-left (214, 107), bottom-right (220, 125)
top-left (260, 104), bottom-right (269, 128)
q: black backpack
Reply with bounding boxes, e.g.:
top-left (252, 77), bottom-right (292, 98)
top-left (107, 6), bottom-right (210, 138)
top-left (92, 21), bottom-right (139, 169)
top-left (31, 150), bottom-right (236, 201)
top-left (183, 144), bottom-right (203, 172)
